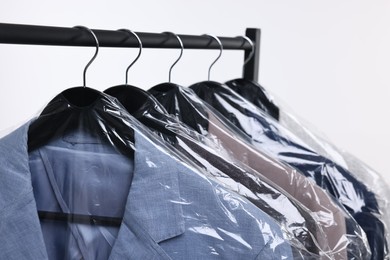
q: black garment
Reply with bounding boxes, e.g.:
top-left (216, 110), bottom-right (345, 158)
top-left (226, 78), bottom-right (280, 120)
top-left (105, 85), bottom-right (323, 257)
top-left (190, 81), bottom-right (385, 260)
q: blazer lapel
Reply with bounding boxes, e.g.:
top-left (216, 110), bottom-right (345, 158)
top-left (109, 130), bottom-right (185, 258)
top-left (0, 122), bottom-right (49, 259)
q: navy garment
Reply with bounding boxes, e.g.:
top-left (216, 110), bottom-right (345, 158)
top-left (190, 81), bottom-right (384, 260)
top-left (0, 91), bottom-right (294, 259)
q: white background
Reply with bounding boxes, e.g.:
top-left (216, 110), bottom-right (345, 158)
top-left (0, 0), bottom-right (389, 182)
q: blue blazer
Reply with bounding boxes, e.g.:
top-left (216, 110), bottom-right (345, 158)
top-left (0, 120), bottom-right (293, 259)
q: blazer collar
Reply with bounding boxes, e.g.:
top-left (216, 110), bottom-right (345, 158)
top-left (0, 119), bottom-right (185, 259)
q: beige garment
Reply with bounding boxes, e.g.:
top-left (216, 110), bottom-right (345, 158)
top-left (207, 112), bottom-right (350, 260)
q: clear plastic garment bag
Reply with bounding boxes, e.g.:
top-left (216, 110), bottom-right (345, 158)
top-left (189, 81), bottom-right (385, 260)
top-left (105, 85), bottom-right (334, 259)
top-left (225, 78), bottom-right (390, 260)
top-left (149, 84), bottom-right (372, 260)
top-left (0, 26), bottom-right (298, 260)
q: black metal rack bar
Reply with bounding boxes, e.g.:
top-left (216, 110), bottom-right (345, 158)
top-left (243, 28), bottom-right (261, 82)
top-left (0, 23), bottom-right (261, 81)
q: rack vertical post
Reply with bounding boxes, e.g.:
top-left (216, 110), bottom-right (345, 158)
top-left (243, 28), bottom-right (261, 82)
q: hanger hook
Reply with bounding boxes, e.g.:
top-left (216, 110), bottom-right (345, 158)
top-left (162, 32), bottom-right (184, 83)
top-left (73, 26), bottom-right (99, 87)
top-left (118, 29), bottom-right (143, 85)
top-left (203, 34), bottom-right (223, 81)
top-left (237, 36), bottom-right (254, 66)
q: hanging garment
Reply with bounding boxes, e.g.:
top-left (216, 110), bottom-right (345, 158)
top-left (105, 85), bottom-right (331, 258)
top-left (225, 77), bottom-right (390, 260)
top-left (226, 78), bottom-right (280, 120)
top-left (190, 81), bottom-right (385, 260)
top-left (149, 84), bottom-right (371, 260)
top-left (0, 89), bottom-right (295, 260)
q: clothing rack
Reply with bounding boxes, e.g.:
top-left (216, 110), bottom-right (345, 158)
top-left (0, 23), bottom-right (261, 81)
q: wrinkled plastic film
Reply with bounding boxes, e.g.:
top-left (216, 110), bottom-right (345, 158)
top-left (225, 78), bottom-right (390, 259)
top-left (278, 105), bottom-right (390, 259)
top-left (189, 81), bottom-right (387, 259)
top-left (0, 88), bottom-right (303, 259)
top-left (125, 90), bottom-right (332, 258)
top-left (105, 85), bottom-right (337, 258)
top-left (149, 84), bottom-right (372, 259)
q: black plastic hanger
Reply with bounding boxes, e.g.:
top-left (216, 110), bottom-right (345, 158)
top-left (28, 25), bottom-right (117, 151)
top-left (30, 26), bottom-right (135, 226)
top-left (104, 29), bottom-right (175, 136)
top-left (224, 36), bottom-right (280, 120)
top-left (188, 34), bottom-right (279, 123)
top-left (188, 34), bottom-right (226, 91)
top-left (105, 29), bottom-right (147, 113)
top-left (147, 32), bottom-right (211, 132)
top-left (150, 31), bottom-right (184, 94)
top-left (104, 29), bottom-right (149, 114)
top-left (188, 34), bottom-right (235, 105)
